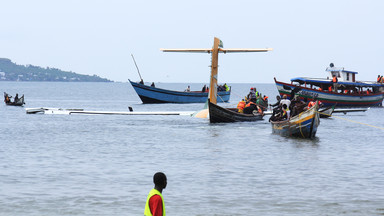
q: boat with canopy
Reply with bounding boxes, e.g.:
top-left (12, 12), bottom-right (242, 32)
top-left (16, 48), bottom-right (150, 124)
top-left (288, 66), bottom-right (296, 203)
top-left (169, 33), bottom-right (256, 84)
top-left (274, 64), bottom-right (384, 107)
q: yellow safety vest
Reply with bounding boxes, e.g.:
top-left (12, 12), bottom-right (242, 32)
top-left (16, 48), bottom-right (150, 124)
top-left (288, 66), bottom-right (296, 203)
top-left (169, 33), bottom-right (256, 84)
top-left (144, 189), bottom-right (166, 216)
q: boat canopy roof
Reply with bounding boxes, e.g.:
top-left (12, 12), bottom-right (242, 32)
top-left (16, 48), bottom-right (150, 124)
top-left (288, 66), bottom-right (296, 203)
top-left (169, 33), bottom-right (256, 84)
top-left (289, 64), bottom-right (384, 88)
top-left (290, 77), bottom-right (383, 87)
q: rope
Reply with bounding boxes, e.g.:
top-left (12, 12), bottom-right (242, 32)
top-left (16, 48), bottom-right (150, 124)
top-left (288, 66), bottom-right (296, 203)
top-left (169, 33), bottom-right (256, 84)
top-left (316, 111), bottom-right (384, 131)
top-left (298, 111), bottom-right (305, 138)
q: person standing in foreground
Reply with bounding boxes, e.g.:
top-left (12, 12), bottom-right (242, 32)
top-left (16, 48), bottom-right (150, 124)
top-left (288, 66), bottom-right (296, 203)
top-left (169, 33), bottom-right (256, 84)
top-left (144, 172), bottom-right (167, 216)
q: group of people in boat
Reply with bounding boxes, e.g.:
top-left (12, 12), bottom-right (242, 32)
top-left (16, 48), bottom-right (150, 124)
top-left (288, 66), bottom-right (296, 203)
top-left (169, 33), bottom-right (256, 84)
top-left (269, 95), bottom-right (319, 122)
top-left (139, 79), bottom-right (156, 87)
top-left (297, 81), bottom-right (377, 95)
top-left (201, 83), bottom-right (229, 93)
top-left (236, 87), bottom-right (269, 115)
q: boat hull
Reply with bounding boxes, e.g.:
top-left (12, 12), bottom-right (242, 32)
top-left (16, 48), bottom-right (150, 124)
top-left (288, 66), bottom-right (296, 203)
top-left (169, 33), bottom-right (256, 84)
top-left (129, 80), bottom-right (231, 103)
top-left (275, 80), bottom-right (384, 107)
top-left (270, 103), bottom-right (320, 139)
top-left (208, 100), bottom-right (263, 123)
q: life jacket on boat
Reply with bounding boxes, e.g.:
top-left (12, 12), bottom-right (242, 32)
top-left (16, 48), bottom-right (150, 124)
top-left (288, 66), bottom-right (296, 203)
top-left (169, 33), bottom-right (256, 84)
top-left (319, 88), bottom-right (322, 91)
top-left (282, 107), bottom-right (290, 119)
top-left (328, 86), bottom-right (332, 91)
top-left (237, 100), bottom-right (246, 113)
top-left (332, 76), bottom-right (338, 83)
top-left (307, 101), bottom-right (316, 109)
top-left (245, 101), bottom-right (256, 108)
top-left (144, 189), bottom-right (166, 216)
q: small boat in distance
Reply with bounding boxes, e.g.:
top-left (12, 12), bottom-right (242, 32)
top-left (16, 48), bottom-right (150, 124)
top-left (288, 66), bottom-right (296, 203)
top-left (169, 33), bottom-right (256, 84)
top-left (270, 101), bottom-right (320, 139)
top-left (274, 64), bottom-right (384, 107)
top-left (4, 92), bottom-right (25, 106)
top-left (129, 79), bottom-right (231, 103)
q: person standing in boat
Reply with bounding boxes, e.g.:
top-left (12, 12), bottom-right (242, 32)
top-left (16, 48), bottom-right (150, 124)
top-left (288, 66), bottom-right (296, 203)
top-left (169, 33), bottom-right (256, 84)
top-left (332, 75), bottom-right (338, 92)
top-left (279, 95), bottom-right (291, 109)
top-left (185, 86), bottom-right (190, 92)
top-left (224, 83), bottom-right (229, 91)
top-left (247, 88), bottom-right (257, 102)
top-left (144, 172), bottom-right (167, 216)
top-left (140, 79), bottom-right (144, 84)
top-left (201, 84), bottom-right (206, 92)
top-left (14, 93), bottom-right (19, 103)
top-left (151, 82), bottom-right (155, 87)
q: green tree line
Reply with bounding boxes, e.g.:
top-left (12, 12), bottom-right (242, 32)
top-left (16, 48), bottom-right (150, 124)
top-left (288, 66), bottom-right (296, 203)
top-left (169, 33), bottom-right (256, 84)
top-left (0, 58), bottom-right (111, 82)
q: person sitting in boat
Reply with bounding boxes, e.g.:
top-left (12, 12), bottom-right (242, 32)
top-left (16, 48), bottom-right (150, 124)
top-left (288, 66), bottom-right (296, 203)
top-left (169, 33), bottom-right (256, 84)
top-left (14, 93), bottom-right (19, 103)
top-left (201, 85), bottom-right (206, 92)
top-left (237, 99), bottom-right (246, 113)
top-left (281, 104), bottom-right (290, 120)
top-left (290, 96), bottom-right (306, 117)
top-left (151, 82), bottom-right (155, 87)
top-left (185, 86), bottom-right (190, 92)
top-left (139, 79), bottom-right (144, 84)
top-left (243, 100), bottom-right (257, 114)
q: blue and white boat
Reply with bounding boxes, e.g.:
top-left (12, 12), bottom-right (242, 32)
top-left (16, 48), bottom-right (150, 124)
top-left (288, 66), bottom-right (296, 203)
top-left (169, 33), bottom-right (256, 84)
top-left (129, 80), bottom-right (231, 103)
top-left (275, 65), bottom-right (384, 107)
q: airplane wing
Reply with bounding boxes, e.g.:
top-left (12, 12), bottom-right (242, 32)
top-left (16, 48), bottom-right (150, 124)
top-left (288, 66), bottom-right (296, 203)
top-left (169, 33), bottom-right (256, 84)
top-left (160, 48), bottom-right (213, 53)
top-left (219, 48), bottom-right (273, 53)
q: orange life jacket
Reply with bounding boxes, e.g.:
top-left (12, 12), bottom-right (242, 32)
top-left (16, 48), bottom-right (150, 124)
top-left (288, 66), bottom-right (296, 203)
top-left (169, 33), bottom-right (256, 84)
top-left (308, 101), bottom-right (316, 108)
top-left (332, 76), bottom-right (337, 83)
top-left (237, 101), bottom-right (246, 110)
top-left (245, 101), bottom-right (255, 108)
top-left (328, 86), bottom-right (332, 91)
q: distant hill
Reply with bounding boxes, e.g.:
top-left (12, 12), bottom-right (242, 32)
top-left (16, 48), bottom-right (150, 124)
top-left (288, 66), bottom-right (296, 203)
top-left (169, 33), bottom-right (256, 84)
top-left (0, 58), bottom-right (112, 82)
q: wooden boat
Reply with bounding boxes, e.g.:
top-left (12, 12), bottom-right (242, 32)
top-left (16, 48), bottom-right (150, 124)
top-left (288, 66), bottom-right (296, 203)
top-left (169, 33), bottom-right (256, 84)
top-left (318, 104), bottom-right (336, 118)
top-left (208, 99), bottom-right (263, 123)
top-left (270, 101), bottom-right (320, 138)
top-left (274, 64), bottom-right (384, 107)
top-left (129, 79), bottom-right (231, 103)
top-left (4, 92), bottom-right (25, 106)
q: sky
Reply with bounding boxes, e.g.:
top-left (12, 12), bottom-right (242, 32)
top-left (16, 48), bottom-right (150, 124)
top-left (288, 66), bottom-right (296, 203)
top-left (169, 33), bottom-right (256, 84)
top-left (1, 0), bottom-right (383, 83)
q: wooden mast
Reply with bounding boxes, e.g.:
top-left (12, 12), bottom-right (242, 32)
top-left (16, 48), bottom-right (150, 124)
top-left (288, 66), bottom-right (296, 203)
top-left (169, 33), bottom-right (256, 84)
top-left (209, 37), bottom-right (220, 104)
top-left (160, 38), bottom-right (272, 106)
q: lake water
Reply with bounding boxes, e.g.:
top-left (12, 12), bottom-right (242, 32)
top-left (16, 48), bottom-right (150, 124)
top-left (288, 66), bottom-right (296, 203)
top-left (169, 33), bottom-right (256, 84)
top-left (1, 81), bottom-right (384, 216)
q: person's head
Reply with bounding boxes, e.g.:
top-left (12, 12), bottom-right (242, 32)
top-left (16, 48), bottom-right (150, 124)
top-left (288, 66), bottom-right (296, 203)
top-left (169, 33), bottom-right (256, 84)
top-left (282, 104), bottom-right (287, 109)
top-left (276, 95), bottom-right (281, 100)
top-left (283, 95), bottom-right (287, 99)
top-left (153, 172), bottom-right (167, 190)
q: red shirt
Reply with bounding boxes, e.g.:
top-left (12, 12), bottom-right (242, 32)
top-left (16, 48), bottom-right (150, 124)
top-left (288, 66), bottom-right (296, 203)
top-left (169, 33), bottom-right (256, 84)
top-left (149, 194), bottom-right (163, 216)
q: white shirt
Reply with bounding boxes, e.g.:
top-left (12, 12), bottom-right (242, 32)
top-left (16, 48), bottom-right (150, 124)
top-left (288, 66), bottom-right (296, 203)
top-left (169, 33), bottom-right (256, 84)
top-left (280, 99), bottom-right (291, 108)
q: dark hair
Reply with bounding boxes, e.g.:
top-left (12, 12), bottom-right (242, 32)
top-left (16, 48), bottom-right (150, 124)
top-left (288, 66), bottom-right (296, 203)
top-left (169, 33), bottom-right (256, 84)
top-left (153, 172), bottom-right (167, 186)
